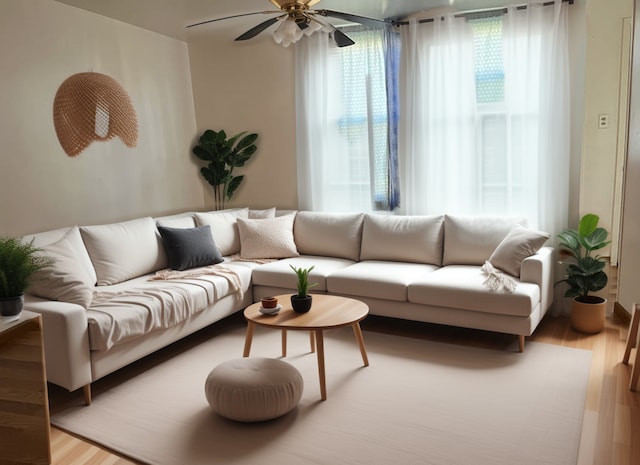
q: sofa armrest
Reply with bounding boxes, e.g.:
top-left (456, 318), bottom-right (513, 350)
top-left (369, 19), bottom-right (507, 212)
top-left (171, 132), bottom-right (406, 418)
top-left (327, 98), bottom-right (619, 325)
top-left (520, 246), bottom-right (554, 315)
top-left (24, 296), bottom-right (92, 392)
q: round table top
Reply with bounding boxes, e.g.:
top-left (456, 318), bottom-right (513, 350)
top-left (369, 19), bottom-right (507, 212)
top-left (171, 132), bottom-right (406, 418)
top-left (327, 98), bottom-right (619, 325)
top-left (244, 294), bottom-right (369, 331)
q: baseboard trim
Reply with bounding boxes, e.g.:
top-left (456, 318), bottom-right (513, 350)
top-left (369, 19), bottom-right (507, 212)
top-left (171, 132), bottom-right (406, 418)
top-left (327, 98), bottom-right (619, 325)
top-left (614, 301), bottom-right (631, 325)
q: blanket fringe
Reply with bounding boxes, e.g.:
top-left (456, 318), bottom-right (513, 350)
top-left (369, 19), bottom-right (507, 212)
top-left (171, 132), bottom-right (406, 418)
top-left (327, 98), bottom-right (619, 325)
top-left (480, 261), bottom-right (517, 293)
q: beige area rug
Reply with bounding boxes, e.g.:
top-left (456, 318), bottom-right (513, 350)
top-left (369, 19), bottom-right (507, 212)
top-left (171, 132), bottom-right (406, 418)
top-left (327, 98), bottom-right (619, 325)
top-left (51, 322), bottom-right (591, 465)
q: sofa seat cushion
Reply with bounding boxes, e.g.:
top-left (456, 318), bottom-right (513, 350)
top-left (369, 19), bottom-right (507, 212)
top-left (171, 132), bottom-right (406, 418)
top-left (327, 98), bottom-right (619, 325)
top-left (327, 261), bottom-right (439, 302)
top-left (408, 266), bottom-right (540, 317)
top-left (251, 256), bottom-right (354, 292)
top-left (87, 264), bottom-right (253, 351)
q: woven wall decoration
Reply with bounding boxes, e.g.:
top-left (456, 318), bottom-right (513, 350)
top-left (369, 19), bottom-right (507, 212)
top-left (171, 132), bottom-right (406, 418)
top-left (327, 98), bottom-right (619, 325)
top-left (53, 72), bottom-right (138, 157)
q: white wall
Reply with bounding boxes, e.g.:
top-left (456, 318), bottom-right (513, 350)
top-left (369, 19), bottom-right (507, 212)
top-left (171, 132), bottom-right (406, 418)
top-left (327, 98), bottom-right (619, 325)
top-left (0, 0), bottom-right (203, 237)
top-left (188, 36), bottom-right (298, 211)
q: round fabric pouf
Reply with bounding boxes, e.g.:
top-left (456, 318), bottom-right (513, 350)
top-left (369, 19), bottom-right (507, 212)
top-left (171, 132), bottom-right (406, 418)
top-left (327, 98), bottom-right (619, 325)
top-left (205, 358), bottom-right (303, 422)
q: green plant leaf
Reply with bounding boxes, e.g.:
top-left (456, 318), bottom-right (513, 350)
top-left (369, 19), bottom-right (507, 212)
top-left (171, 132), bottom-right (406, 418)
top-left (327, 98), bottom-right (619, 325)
top-left (578, 213), bottom-right (599, 238)
top-left (225, 175), bottom-right (244, 200)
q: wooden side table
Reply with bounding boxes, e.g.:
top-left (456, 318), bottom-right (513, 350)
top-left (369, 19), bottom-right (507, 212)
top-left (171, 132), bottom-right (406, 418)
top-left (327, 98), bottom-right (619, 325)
top-left (0, 310), bottom-right (51, 465)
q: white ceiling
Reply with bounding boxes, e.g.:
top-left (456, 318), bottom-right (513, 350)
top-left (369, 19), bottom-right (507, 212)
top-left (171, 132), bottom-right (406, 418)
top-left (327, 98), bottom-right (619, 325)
top-left (54, 0), bottom-right (516, 42)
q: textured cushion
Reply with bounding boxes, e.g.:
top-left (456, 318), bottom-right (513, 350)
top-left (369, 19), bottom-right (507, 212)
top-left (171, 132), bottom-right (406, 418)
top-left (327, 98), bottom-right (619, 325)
top-left (80, 217), bottom-right (168, 286)
top-left (194, 208), bottom-right (249, 256)
top-left (237, 215), bottom-right (299, 259)
top-left (27, 227), bottom-right (95, 308)
top-left (360, 214), bottom-right (444, 265)
top-left (249, 207), bottom-right (276, 219)
top-left (158, 225), bottom-right (223, 271)
top-left (443, 215), bottom-right (527, 266)
top-left (488, 225), bottom-right (550, 277)
top-left (294, 212), bottom-right (364, 261)
top-left (205, 358), bottom-right (303, 422)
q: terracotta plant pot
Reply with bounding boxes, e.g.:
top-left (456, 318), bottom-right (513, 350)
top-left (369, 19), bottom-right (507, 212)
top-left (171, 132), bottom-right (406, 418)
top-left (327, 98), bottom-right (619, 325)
top-left (570, 296), bottom-right (607, 334)
top-left (261, 297), bottom-right (278, 309)
top-left (290, 295), bottom-right (312, 313)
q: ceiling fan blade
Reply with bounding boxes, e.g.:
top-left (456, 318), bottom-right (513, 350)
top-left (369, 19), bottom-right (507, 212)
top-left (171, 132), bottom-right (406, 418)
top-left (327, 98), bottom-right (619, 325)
top-left (332, 29), bottom-right (355, 48)
top-left (235, 16), bottom-right (282, 41)
top-left (186, 11), bottom-right (279, 29)
top-left (318, 9), bottom-right (387, 29)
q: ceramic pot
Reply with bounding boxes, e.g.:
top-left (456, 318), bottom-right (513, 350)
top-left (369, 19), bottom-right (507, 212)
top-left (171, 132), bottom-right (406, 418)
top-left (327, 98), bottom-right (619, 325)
top-left (290, 295), bottom-right (312, 313)
top-left (570, 296), bottom-right (606, 334)
top-left (0, 295), bottom-right (24, 317)
top-left (261, 297), bottom-right (278, 309)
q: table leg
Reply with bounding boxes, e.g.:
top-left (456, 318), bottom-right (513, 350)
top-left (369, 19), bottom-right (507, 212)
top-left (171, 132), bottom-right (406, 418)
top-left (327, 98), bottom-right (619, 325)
top-left (243, 322), bottom-right (255, 357)
top-left (315, 330), bottom-right (327, 401)
top-left (352, 323), bottom-right (369, 366)
top-left (281, 329), bottom-right (287, 357)
top-left (309, 331), bottom-right (316, 353)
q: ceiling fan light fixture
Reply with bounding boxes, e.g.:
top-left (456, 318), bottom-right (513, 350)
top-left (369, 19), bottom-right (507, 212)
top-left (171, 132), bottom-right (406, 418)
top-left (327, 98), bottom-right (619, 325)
top-left (273, 17), bottom-right (304, 47)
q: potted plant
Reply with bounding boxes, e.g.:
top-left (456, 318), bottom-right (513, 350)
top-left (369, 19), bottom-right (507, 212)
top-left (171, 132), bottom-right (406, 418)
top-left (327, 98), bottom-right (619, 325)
top-left (0, 237), bottom-right (54, 317)
top-left (556, 213), bottom-right (610, 333)
top-left (192, 129), bottom-right (258, 210)
top-left (290, 265), bottom-right (318, 313)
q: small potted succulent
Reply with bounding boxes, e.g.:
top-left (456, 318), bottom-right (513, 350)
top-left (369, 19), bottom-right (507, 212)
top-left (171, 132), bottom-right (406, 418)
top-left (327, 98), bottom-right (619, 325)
top-left (290, 265), bottom-right (318, 313)
top-left (0, 237), bottom-right (54, 317)
top-left (556, 213), bottom-right (610, 333)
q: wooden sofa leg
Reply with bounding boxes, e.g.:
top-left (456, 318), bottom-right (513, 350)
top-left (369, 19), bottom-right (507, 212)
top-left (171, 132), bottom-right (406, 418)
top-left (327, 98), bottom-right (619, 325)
top-left (83, 384), bottom-right (92, 406)
top-left (518, 335), bottom-right (525, 353)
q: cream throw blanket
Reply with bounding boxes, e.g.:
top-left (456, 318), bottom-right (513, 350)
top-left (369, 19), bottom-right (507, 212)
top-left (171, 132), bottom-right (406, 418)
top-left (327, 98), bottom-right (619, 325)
top-left (149, 264), bottom-right (245, 300)
top-left (480, 261), bottom-right (517, 293)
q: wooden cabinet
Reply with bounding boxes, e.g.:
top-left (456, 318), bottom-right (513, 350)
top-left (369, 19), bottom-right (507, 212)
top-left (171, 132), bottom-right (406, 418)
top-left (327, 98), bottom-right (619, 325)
top-left (0, 311), bottom-right (51, 465)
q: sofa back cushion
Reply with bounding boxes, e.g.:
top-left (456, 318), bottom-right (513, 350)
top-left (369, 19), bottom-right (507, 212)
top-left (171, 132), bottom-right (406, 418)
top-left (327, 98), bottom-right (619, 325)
top-left (360, 214), bottom-right (444, 265)
top-left (80, 217), bottom-right (168, 285)
top-left (194, 208), bottom-right (249, 256)
top-left (155, 212), bottom-right (196, 229)
top-left (27, 226), bottom-right (96, 307)
top-left (23, 225), bottom-right (97, 285)
top-left (443, 214), bottom-right (527, 266)
top-left (294, 212), bottom-right (364, 261)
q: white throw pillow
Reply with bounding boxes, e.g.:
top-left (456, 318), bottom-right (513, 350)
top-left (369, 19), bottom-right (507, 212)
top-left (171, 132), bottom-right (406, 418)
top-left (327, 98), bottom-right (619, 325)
top-left (237, 215), bottom-right (299, 259)
top-left (28, 227), bottom-right (95, 308)
top-left (360, 214), bottom-right (444, 265)
top-left (443, 215), bottom-right (528, 266)
top-left (80, 217), bottom-right (168, 286)
top-left (194, 208), bottom-right (249, 256)
top-left (293, 212), bottom-right (363, 261)
top-left (488, 225), bottom-right (550, 277)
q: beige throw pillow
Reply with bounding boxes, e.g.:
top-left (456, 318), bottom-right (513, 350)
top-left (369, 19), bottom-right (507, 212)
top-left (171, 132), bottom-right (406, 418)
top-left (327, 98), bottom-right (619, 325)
top-left (237, 215), bottom-right (299, 259)
top-left (488, 225), bottom-right (550, 277)
top-left (28, 227), bottom-right (95, 308)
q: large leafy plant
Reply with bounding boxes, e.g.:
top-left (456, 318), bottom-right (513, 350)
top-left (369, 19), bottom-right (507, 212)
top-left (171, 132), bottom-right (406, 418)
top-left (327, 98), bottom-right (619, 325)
top-left (556, 213), bottom-right (610, 301)
top-left (192, 129), bottom-right (258, 210)
top-left (0, 237), bottom-right (54, 298)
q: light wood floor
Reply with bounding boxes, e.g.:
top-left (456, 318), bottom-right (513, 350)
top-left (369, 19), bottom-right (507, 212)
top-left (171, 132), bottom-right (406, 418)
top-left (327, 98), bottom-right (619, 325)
top-left (48, 311), bottom-right (640, 465)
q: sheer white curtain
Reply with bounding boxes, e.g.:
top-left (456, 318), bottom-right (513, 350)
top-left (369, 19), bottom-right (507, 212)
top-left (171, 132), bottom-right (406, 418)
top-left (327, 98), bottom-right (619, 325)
top-left (503, 0), bottom-right (570, 237)
top-left (399, 16), bottom-right (478, 215)
top-left (295, 29), bottom-right (388, 212)
top-left (398, 1), bottom-right (570, 237)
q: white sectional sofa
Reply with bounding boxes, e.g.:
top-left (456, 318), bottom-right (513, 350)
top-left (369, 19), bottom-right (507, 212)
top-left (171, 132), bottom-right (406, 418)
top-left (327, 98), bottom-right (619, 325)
top-left (22, 207), bottom-right (553, 403)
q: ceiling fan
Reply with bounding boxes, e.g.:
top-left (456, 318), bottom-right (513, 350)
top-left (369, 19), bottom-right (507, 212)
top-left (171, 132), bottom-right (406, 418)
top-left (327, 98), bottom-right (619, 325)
top-left (186, 0), bottom-right (388, 48)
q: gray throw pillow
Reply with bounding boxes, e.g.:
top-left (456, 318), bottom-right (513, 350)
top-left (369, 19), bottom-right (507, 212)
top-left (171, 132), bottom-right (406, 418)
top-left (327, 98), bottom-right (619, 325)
top-left (488, 224), bottom-right (550, 277)
top-left (158, 225), bottom-right (223, 271)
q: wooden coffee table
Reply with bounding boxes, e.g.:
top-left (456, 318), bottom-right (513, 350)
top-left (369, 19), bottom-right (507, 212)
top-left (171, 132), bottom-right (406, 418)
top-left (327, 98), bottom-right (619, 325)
top-left (243, 294), bottom-right (369, 400)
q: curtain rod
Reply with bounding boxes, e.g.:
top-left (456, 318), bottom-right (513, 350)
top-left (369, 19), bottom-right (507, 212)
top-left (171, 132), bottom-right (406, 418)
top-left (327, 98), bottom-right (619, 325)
top-left (392, 0), bottom-right (574, 25)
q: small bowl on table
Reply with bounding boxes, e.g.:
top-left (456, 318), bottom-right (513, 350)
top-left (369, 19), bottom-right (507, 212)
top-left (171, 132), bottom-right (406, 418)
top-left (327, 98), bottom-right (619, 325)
top-left (260, 297), bottom-right (281, 315)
